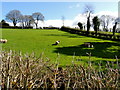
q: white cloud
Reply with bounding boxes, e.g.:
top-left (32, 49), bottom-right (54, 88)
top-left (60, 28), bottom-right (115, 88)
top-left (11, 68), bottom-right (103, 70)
top-left (7, 22), bottom-right (14, 26)
top-left (6, 20), bottom-right (73, 28)
top-left (39, 20), bottom-right (73, 28)
top-left (96, 11), bottom-right (118, 17)
top-left (44, 20), bottom-right (63, 27)
top-left (72, 14), bottom-right (87, 25)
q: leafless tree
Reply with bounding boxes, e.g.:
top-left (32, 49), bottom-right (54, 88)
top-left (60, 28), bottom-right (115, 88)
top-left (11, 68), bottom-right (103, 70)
top-left (19, 15), bottom-right (34, 28)
top-left (19, 15), bottom-right (25, 28)
top-left (115, 17), bottom-right (120, 24)
top-left (84, 5), bottom-right (94, 35)
top-left (61, 16), bottom-right (65, 26)
top-left (6, 10), bottom-right (22, 26)
top-left (32, 12), bottom-right (44, 29)
top-left (100, 15), bottom-right (115, 31)
top-left (24, 15), bottom-right (34, 27)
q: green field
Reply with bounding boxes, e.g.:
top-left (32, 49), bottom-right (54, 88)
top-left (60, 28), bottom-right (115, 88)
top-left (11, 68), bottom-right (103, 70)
top-left (1, 28), bottom-right (120, 66)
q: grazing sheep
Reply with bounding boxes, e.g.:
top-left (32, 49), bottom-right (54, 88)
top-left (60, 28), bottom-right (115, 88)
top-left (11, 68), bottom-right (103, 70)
top-left (52, 41), bottom-right (60, 45)
top-left (0, 39), bottom-right (7, 43)
top-left (84, 42), bottom-right (93, 48)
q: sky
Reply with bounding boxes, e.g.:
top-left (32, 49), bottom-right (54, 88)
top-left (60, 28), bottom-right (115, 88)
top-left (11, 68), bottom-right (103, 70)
top-left (1, 1), bottom-right (119, 27)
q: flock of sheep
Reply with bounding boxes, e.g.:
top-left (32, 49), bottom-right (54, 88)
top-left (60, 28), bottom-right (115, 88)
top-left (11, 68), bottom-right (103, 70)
top-left (53, 40), bottom-right (94, 48)
top-left (0, 39), bottom-right (94, 48)
top-left (0, 39), bottom-right (7, 43)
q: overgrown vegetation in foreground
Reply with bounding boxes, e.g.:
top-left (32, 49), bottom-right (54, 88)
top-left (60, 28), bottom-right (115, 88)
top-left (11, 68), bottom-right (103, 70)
top-left (1, 50), bottom-right (120, 89)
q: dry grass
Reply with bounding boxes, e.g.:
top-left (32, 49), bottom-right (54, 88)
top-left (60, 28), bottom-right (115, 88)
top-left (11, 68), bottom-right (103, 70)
top-left (1, 50), bottom-right (120, 89)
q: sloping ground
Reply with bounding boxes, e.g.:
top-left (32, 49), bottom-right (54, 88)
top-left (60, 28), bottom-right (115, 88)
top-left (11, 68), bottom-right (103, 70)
top-left (1, 28), bottom-right (120, 66)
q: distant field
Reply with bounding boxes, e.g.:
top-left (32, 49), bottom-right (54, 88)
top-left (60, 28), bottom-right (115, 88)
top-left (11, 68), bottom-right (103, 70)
top-left (1, 28), bottom-right (120, 66)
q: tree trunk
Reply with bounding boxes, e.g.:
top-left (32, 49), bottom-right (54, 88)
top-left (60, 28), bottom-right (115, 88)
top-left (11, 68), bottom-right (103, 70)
top-left (113, 22), bottom-right (117, 36)
top-left (13, 22), bottom-right (16, 27)
top-left (35, 20), bottom-right (38, 29)
top-left (13, 19), bottom-right (17, 27)
top-left (87, 15), bottom-right (90, 36)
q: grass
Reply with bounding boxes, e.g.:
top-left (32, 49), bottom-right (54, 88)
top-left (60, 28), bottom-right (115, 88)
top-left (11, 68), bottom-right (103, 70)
top-left (1, 28), bottom-right (120, 66)
top-left (97, 31), bottom-right (120, 35)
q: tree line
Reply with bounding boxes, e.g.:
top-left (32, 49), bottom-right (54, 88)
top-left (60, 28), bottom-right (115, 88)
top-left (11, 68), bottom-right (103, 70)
top-left (77, 5), bottom-right (119, 36)
top-left (1, 5), bottom-right (120, 36)
top-left (3, 10), bottom-right (44, 29)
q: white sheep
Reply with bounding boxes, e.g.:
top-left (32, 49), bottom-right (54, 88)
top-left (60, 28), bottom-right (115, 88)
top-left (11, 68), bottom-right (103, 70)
top-left (0, 39), bottom-right (7, 43)
top-left (52, 41), bottom-right (60, 45)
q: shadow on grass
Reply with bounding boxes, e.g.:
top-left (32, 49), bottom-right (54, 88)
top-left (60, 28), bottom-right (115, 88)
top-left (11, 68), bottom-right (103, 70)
top-left (78, 59), bottom-right (120, 67)
top-left (53, 42), bottom-right (120, 59)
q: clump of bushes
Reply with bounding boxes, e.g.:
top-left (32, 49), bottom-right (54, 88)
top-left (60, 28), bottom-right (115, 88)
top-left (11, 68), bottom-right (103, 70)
top-left (1, 50), bottom-right (120, 89)
top-left (0, 20), bottom-right (10, 28)
top-left (43, 27), bottom-right (60, 29)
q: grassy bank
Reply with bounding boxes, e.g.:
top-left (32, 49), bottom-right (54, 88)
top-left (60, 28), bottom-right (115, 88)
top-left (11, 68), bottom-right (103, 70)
top-left (1, 28), bottom-right (120, 66)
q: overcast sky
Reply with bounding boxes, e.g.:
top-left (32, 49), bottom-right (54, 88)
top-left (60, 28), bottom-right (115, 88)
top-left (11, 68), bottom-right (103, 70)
top-left (1, 1), bottom-right (119, 27)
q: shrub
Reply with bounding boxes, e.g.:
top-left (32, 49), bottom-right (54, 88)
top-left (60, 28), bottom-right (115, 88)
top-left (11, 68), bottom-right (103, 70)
top-left (0, 20), bottom-right (10, 28)
top-left (61, 27), bottom-right (120, 41)
top-left (1, 50), bottom-right (120, 89)
top-left (78, 22), bottom-right (83, 30)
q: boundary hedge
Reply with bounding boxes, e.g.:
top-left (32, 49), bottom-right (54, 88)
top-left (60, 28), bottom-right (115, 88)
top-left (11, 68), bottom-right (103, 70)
top-left (61, 27), bottom-right (120, 41)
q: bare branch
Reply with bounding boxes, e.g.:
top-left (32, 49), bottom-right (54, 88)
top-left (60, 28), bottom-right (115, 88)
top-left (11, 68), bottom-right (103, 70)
top-left (6, 10), bottom-right (22, 26)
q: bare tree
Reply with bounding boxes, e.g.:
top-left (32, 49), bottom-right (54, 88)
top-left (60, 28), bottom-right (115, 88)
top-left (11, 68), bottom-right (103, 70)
top-left (19, 15), bottom-right (34, 28)
top-left (100, 15), bottom-right (115, 32)
top-left (19, 15), bottom-right (25, 28)
top-left (111, 17), bottom-right (120, 34)
top-left (6, 10), bottom-right (22, 26)
top-left (24, 15), bottom-right (34, 27)
top-left (61, 16), bottom-right (65, 26)
top-left (32, 12), bottom-right (44, 29)
top-left (84, 5), bottom-right (94, 35)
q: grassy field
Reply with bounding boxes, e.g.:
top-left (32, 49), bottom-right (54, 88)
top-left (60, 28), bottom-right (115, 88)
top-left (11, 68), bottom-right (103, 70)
top-left (1, 28), bottom-right (120, 66)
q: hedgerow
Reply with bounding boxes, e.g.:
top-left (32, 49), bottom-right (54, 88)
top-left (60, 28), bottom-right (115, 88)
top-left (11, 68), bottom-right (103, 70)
top-left (1, 50), bottom-right (120, 89)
